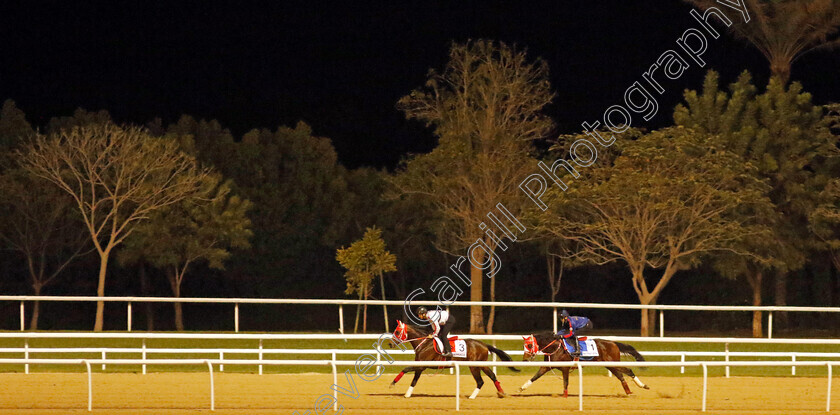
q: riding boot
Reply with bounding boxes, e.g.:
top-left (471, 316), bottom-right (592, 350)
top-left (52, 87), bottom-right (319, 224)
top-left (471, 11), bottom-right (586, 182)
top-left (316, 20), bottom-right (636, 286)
top-left (442, 342), bottom-right (453, 359)
top-left (571, 338), bottom-right (581, 359)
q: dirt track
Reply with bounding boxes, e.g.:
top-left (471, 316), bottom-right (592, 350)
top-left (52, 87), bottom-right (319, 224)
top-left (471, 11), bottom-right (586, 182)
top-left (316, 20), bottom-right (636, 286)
top-left (0, 372), bottom-right (836, 414)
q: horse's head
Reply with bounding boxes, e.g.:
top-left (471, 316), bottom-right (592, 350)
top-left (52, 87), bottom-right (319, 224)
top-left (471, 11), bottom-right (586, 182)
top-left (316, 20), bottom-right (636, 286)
top-left (523, 335), bottom-right (539, 361)
top-left (392, 320), bottom-right (408, 343)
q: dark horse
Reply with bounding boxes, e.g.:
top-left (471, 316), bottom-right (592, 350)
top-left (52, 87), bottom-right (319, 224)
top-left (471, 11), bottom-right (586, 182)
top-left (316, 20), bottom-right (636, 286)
top-left (519, 332), bottom-right (649, 397)
top-left (389, 320), bottom-right (519, 399)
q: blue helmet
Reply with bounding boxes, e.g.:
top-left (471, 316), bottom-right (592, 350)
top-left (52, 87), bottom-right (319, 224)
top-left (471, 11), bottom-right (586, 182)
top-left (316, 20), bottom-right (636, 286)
top-left (561, 309), bottom-right (570, 318)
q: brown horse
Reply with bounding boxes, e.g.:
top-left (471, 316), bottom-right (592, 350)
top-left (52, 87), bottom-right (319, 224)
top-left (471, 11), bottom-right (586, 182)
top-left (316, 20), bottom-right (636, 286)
top-left (519, 332), bottom-right (649, 397)
top-left (389, 320), bottom-right (519, 399)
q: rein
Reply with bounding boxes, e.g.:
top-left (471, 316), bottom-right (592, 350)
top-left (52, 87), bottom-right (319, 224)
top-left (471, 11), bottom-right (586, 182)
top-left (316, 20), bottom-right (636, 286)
top-left (540, 339), bottom-right (560, 355)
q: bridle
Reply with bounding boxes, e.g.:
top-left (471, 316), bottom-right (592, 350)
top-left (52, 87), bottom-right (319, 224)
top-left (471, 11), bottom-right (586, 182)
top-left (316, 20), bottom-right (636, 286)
top-left (523, 335), bottom-right (561, 360)
top-left (392, 320), bottom-right (431, 350)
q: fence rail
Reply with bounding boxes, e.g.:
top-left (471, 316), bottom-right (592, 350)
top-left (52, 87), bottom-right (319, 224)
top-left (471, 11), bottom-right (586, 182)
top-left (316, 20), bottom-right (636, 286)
top-left (3, 345), bottom-right (840, 377)
top-left (0, 357), bottom-right (834, 412)
top-left (4, 295), bottom-right (840, 337)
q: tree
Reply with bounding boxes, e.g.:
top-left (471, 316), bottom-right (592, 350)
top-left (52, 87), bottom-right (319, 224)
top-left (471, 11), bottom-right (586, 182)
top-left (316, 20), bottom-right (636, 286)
top-left (336, 227), bottom-right (397, 333)
top-left (0, 169), bottom-right (92, 329)
top-left (392, 39), bottom-right (555, 333)
top-left (809, 104), bottom-right (840, 281)
top-left (0, 104), bottom-right (93, 330)
top-left (119, 175), bottom-right (252, 330)
top-left (0, 100), bottom-right (34, 168)
top-left (684, 0), bottom-right (840, 84)
top-left (531, 127), bottom-right (773, 336)
top-left (19, 123), bottom-right (212, 331)
top-left (675, 71), bottom-right (833, 333)
top-left (177, 121), bottom-right (353, 302)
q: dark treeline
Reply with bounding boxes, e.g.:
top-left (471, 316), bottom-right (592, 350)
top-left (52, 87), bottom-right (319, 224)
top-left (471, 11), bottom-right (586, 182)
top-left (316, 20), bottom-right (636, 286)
top-left (2, 31), bottom-right (840, 336)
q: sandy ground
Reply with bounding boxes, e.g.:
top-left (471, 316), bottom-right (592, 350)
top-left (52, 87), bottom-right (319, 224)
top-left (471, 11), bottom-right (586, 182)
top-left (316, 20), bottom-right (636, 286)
top-left (0, 371), bottom-right (837, 414)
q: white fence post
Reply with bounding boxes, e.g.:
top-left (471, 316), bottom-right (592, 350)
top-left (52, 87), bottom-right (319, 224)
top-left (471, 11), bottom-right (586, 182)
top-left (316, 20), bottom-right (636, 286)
top-left (19, 301), bottom-right (24, 331)
top-left (331, 353), bottom-right (338, 411)
top-left (455, 362), bottom-right (460, 412)
top-left (702, 363), bottom-right (708, 412)
top-left (206, 360), bottom-right (215, 411)
top-left (338, 305), bottom-right (345, 336)
top-left (553, 308), bottom-right (558, 333)
top-left (24, 339), bottom-right (29, 374)
top-left (768, 312), bottom-right (773, 339)
top-left (577, 362), bottom-right (584, 411)
top-left (680, 354), bottom-right (685, 374)
top-left (258, 339), bottom-right (263, 375)
top-left (219, 352), bottom-right (224, 372)
top-left (659, 310), bottom-right (664, 337)
top-left (142, 340), bottom-right (146, 375)
top-left (101, 351), bottom-right (106, 371)
top-left (792, 355), bottom-right (796, 376)
top-left (234, 303), bottom-right (240, 333)
top-left (84, 360), bottom-right (92, 412)
top-left (127, 302), bottom-right (132, 332)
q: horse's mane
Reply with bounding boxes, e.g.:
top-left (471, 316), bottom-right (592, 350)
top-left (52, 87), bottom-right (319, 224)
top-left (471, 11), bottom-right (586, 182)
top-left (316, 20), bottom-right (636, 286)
top-left (532, 331), bottom-right (557, 345)
top-left (404, 322), bottom-right (432, 336)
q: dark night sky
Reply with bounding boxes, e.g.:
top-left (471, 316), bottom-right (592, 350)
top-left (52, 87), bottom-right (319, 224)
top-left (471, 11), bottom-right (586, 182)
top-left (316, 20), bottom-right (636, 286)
top-left (1, 1), bottom-right (839, 168)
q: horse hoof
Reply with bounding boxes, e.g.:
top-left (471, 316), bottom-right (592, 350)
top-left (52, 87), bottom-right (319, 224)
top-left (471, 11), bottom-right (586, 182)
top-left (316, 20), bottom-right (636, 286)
top-left (643, 385), bottom-right (650, 390)
top-left (517, 388), bottom-right (524, 393)
top-left (497, 392), bottom-right (506, 398)
top-left (563, 391), bottom-right (568, 398)
top-left (389, 383), bottom-right (395, 389)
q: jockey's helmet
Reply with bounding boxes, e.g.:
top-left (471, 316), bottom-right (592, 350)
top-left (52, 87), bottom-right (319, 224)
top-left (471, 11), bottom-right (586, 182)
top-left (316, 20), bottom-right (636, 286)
top-left (416, 306), bottom-right (428, 319)
top-left (561, 309), bottom-right (570, 319)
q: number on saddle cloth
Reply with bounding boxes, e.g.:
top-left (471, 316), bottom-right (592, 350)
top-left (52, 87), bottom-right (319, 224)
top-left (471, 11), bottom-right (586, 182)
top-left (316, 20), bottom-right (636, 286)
top-left (563, 338), bottom-right (598, 358)
top-left (433, 337), bottom-right (465, 357)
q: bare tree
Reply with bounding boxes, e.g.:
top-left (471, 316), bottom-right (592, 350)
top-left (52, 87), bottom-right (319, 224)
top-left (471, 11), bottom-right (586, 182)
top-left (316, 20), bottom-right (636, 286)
top-left (0, 169), bottom-right (92, 329)
top-left (19, 123), bottom-right (211, 331)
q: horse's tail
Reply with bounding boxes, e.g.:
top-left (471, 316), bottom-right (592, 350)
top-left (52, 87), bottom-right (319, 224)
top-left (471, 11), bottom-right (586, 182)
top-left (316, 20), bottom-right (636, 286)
top-left (615, 342), bottom-right (645, 362)
top-left (487, 345), bottom-right (521, 372)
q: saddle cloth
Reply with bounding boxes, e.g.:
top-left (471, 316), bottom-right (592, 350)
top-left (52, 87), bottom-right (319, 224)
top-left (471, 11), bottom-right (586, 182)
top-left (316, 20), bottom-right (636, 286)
top-left (433, 337), bottom-right (467, 358)
top-left (562, 338), bottom-right (599, 358)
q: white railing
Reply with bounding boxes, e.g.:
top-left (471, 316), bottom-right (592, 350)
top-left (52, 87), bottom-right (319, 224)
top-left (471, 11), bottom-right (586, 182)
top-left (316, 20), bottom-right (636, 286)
top-left (4, 331), bottom-right (840, 344)
top-left (3, 295), bottom-right (840, 337)
top-left (3, 332), bottom-right (840, 380)
top-left (0, 358), bottom-right (834, 412)
top-left (3, 345), bottom-right (840, 378)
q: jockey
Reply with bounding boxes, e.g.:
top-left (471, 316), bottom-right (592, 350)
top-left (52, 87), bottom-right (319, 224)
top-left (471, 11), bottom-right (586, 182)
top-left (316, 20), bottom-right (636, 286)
top-left (555, 309), bottom-right (592, 358)
top-left (417, 306), bottom-right (455, 358)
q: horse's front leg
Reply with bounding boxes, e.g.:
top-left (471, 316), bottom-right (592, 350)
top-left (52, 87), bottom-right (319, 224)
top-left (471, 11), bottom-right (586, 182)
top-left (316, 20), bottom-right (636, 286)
top-left (404, 369), bottom-right (424, 398)
top-left (518, 366), bottom-right (550, 392)
top-left (562, 367), bottom-right (570, 398)
top-left (390, 368), bottom-right (412, 389)
top-left (608, 367), bottom-right (632, 395)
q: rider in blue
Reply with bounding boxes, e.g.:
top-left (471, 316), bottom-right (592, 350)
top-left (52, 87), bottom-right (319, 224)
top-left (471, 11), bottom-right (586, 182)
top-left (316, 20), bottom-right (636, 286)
top-left (555, 310), bottom-right (592, 358)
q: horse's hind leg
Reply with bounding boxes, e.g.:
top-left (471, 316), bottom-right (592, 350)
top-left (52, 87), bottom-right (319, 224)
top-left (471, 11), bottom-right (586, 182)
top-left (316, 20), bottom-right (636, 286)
top-left (625, 368), bottom-right (650, 390)
top-left (404, 369), bottom-right (424, 398)
top-left (467, 367), bottom-right (484, 399)
top-left (607, 367), bottom-right (633, 395)
top-left (518, 366), bottom-right (550, 392)
top-left (481, 367), bottom-right (505, 398)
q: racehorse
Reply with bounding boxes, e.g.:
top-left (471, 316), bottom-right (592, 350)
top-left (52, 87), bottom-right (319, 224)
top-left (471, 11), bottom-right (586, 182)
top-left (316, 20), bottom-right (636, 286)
top-left (389, 320), bottom-right (519, 399)
top-left (519, 332), bottom-right (650, 397)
